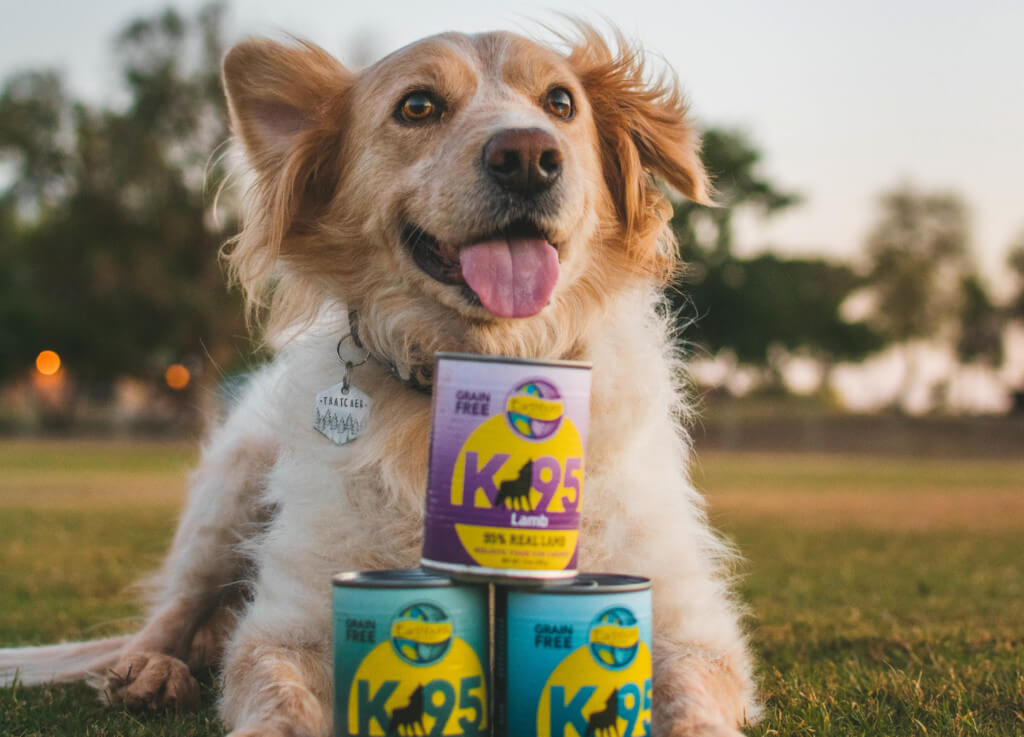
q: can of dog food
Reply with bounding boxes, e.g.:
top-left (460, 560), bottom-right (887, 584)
top-left (421, 352), bottom-right (592, 580)
top-left (332, 569), bottom-right (489, 737)
top-left (494, 574), bottom-right (653, 737)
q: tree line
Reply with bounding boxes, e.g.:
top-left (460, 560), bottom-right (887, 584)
top-left (0, 4), bottom-right (241, 397)
top-left (1, 4), bottom-right (1022, 414)
top-left (671, 129), bottom-right (1023, 405)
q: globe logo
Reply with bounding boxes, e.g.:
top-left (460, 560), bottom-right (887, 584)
top-left (389, 602), bottom-right (453, 666)
top-left (505, 379), bottom-right (564, 440)
top-left (588, 607), bottom-right (640, 670)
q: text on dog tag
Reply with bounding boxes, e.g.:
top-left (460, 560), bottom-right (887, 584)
top-left (314, 382), bottom-right (371, 445)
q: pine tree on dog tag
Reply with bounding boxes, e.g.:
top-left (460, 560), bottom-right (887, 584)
top-left (313, 382), bottom-right (371, 445)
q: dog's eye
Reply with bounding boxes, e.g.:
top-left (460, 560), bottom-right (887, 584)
top-left (397, 91), bottom-right (440, 123)
top-left (545, 87), bottom-right (574, 120)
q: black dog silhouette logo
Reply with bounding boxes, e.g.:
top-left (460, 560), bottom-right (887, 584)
top-left (387, 683), bottom-right (425, 736)
top-left (494, 459), bottom-right (534, 511)
top-left (584, 688), bottom-right (620, 737)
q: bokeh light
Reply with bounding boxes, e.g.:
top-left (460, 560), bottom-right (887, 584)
top-left (165, 363), bottom-right (191, 390)
top-left (35, 350), bottom-right (61, 376)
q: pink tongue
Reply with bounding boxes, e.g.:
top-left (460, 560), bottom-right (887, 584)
top-left (460, 238), bottom-right (559, 318)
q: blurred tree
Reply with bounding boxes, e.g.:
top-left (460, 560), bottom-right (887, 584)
top-left (862, 186), bottom-right (970, 342)
top-left (674, 254), bottom-right (884, 390)
top-left (667, 128), bottom-right (880, 383)
top-left (0, 70), bottom-right (72, 382)
top-left (1008, 231), bottom-right (1024, 321)
top-left (0, 198), bottom-right (38, 380)
top-left (955, 274), bottom-right (1004, 367)
top-left (0, 3), bottom-right (242, 397)
top-left (1007, 234), bottom-right (1024, 411)
top-left (673, 127), bottom-right (800, 264)
top-left (860, 185), bottom-right (972, 406)
top-left (0, 70), bottom-right (72, 209)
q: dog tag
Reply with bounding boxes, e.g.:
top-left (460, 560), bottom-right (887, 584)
top-left (313, 381), bottom-right (371, 445)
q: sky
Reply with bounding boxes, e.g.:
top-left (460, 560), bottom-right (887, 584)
top-left (2, 0), bottom-right (1022, 293)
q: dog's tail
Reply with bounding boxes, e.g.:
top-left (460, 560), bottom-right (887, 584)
top-left (0, 635), bottom-right (130, 688)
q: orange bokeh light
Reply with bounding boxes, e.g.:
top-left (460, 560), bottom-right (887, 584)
top-left (165, 363), bottom-right (191, 390)
top-left (36, 350), bottom-right (61, 376)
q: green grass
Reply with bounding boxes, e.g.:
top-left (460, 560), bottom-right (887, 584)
top-left (737, 526), bottom-right (1023, 736)
top-left (1, 441), bottom-right (1022, 736)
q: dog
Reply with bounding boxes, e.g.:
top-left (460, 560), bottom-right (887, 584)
top-left (0, 24), bottom-right (758, 736)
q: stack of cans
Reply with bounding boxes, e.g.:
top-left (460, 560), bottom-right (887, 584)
top-left (333, 353), bottom-right (653, 737)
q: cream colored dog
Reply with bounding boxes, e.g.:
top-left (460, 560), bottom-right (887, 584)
top-left (0, 26), bottom-right (757, 737)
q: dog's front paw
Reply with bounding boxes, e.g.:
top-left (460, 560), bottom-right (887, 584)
top-left (103, 651), bottom-right (200, 711)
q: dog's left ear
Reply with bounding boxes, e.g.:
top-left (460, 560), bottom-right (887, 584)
top-left (568, 28), bottom-right (711, 258)
top-left (220, 39), bottom-right (353, 324)
top-left (222, 38), bottom-right (352, 174)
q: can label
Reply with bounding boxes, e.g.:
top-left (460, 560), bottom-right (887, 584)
top-left (422, 355), bottom-right (591, 576)
top-left (333, 585), bottom-right (489, 737)
top-left (496, 588), bottom-right (653, 737)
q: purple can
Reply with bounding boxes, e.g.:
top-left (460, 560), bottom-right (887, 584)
top-left (421, 352), bottom-right (592, 580)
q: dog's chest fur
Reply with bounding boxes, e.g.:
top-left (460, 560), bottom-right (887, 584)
top-left (245, 294), bottom-right (690, 593)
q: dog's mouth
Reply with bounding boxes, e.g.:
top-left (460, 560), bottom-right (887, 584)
top-left (403, 219), bottom-right (560, 319)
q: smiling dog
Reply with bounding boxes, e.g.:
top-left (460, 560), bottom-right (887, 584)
top-left (0, 25), bottom-right (757, 737)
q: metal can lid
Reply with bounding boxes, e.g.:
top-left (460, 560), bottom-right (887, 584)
top-left (434, 351), bottom-right (592, 371)
top-left (500, 572), bottom-right (651, 594)
top-left (331, 568), bottom-right (459, 589)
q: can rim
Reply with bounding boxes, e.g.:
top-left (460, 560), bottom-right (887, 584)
top-left (434, 351), bottom-right (592, 370)
top-left (331, 568), bottom-right (459, 588)
top-left (501, 573), bottom-right (652, 594)
top-left (421, 558), bottom-right (578, 581)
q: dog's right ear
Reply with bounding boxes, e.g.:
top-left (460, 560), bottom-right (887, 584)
top-left (221, 39), bottom-right (353, 331)
top-left (222, 38), bottom-right (352, 174)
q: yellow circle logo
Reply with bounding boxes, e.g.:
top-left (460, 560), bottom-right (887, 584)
top-left (348, 637), bottom-right (487, 736)
top-left (535, 642), bottom-right (652, 737)
top-left (389, 602), bottom-right (453, 665)
top-left (505, 379), bottom-right (565, 440)
top-left (450, 414), bottom-right (583, 514)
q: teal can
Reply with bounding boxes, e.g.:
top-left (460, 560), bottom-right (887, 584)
top-left (494, 574), bottom-right (653, 737)
top-left (332, 569), bottom-right (490, 737)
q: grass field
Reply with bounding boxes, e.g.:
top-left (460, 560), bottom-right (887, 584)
top-left (1, 440), bottom-right (1022, 736)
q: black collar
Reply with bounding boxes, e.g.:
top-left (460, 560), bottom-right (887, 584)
top-left (348, 310), bottom-right (434, 396)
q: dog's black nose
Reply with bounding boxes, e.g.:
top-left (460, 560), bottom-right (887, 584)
top-left (483, 128), bottom-right (563, 197)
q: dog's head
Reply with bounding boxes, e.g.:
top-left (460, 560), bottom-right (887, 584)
top-left (222, 25), bottom-right (709, 369)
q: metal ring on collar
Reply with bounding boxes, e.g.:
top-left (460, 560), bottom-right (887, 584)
top-left (336, 333), bottom-right (369, 368)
